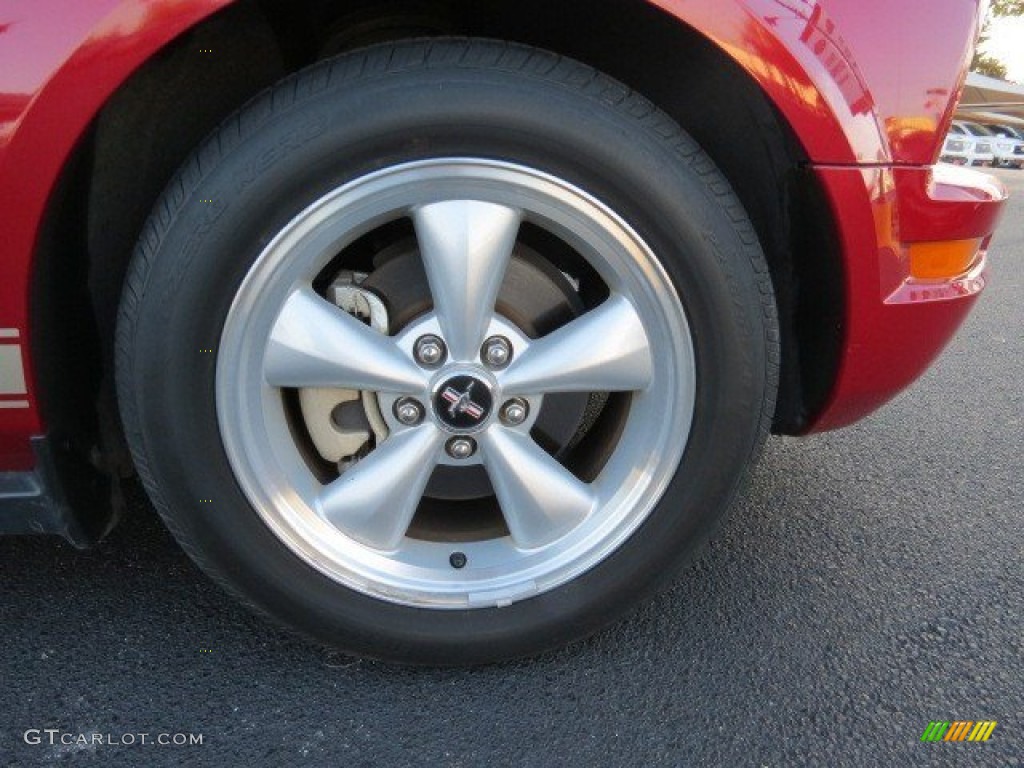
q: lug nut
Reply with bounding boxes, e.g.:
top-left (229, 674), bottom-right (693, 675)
top-left (481, 336), bottom-right (513, 369)
top-left (414, 334), bottom-right (446, 367)
top-left (393, 397), bottom-right (425, 426)
top-left (500, 398), bottom-right (529, 426)
top-left (446, 437), bottom-right (477, 460)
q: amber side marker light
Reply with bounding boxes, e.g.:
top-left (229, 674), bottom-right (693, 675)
top-left (908, 238), bottom-right (983, 280)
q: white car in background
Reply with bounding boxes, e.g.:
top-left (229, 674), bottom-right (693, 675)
top-left (954, 120), bottom-right (1021, 167)
top-left (981, 123), bottom-right (1024, 169)
top-left (940, 131), bottom-right (976, 165)
top-left (941, 124), bottom-right (993, 166)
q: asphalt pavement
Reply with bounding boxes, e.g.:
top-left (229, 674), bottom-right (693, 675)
top-left (1, 168), bottom-right (1022, 768)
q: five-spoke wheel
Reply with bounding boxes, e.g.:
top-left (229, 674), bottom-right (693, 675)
top-left (217, 160), bottom-right (695, 607)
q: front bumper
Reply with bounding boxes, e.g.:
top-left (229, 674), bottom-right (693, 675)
top-left (806, 163), bottom-right (1007, 432)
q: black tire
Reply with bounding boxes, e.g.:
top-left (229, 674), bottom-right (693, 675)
top-left (116, 38), bottom-right (778, 664)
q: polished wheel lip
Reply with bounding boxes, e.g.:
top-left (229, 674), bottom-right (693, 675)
top-left (216, 158), bottom-right (696, 609)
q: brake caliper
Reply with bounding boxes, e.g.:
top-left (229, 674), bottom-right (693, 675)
top-left (297, 272), bottom-right (389, 470)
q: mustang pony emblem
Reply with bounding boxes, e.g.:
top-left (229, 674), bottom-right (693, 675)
top-left (441, 382), bottom-right (486, 421)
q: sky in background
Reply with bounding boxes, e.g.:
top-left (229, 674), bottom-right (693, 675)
top-left (984, 16), bottom-right (1024, 82)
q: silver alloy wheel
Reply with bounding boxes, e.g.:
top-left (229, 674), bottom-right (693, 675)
top-left (216, 159), bottom-right (696, 608)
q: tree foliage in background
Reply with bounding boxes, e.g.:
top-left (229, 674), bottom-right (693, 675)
top-left (972, 0), bottom-right (1024, 80)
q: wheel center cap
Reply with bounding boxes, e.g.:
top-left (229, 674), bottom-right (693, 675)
top-left (433, 374), bottom-right (493, 432)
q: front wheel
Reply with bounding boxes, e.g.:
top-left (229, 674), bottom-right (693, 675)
top-left (116, 39), bottom-right (778, 664)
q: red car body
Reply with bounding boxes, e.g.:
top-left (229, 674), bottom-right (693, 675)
top-left (0, 0), bottom-right (1007, 540)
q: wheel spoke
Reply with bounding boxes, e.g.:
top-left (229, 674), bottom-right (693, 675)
top-left (317, 426), bottom-right (443, 551)
top-left (499, 294), bottom-right (653, 395)
top-left (413, 200), bottom-right (521, 361)
top-left (264, 286), bottom-right (425, 392)
top-left (480, 429), bottom-right (596, 550)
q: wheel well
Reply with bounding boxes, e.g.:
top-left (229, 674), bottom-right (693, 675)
top-left (33, 0), bottom-right (843, 483)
